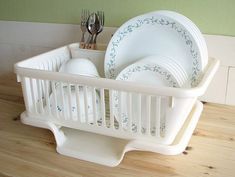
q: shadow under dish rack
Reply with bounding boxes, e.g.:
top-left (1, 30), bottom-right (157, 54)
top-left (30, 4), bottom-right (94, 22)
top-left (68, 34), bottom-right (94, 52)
top-left (14, 43), bottom-right (219, 167)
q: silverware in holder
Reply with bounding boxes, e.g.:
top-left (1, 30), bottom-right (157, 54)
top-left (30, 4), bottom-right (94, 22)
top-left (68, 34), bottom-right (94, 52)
top-left (79, 10), bottom-right (105, 50)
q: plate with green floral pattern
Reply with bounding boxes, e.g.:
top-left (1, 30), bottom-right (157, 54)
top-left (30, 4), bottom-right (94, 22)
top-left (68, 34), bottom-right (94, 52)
top-left (112, 57), bottom-right (182, 134)
top-left (104, 11), bottom-right (207, 87)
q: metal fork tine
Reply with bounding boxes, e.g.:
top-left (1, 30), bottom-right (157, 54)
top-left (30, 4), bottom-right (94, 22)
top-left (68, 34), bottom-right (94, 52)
top-left (85, 9), bottom-right (88, 20)
top-left (100, 12), bottom-right (103, 25)
top-left (84, 9), bottom-right (86, 21)
top-left (82, 9), bottom-right (85, 21)
top-left (82, 9), bottom-right (87, 21)
top-left (80, 9), bottom-right (89, 48)
top-left (102, 11), bottom-right (105, 25)
top-left (97, 11), bottom-right (104, 26)
top-left (96, 11), bottom-right (100, 21)
top-left (101, 11), bottom-right (103, 25)
top-left (98, 11), bottom-right (103, 25)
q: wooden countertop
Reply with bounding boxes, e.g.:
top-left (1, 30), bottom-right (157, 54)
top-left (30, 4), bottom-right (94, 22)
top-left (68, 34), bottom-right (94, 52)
top-left (0, 73), bottom-right (235, 177)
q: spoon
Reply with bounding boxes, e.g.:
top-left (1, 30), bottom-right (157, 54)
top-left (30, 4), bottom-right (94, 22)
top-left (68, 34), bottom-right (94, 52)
top-left (86, 13), bottom-right (100, 49)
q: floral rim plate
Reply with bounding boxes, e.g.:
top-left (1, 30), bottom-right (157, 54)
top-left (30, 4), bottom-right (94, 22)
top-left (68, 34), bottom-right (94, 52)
top-left (104, 10), bottom-right (206, 87)
top-left (112, 59), bottom-right (182, 134)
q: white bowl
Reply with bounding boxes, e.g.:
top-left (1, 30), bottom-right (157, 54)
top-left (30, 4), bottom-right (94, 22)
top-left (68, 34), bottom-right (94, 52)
top-left (59, 58), bottom-right (100, 77)
top-left (69, 43), bottom-right (106, 77)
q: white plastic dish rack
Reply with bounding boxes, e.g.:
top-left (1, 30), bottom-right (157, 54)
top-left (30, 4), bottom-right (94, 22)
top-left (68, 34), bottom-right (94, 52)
top-left (14, 43), bottom-right (219, 167)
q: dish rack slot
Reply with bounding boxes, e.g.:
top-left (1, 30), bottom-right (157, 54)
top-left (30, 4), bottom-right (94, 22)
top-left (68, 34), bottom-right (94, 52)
top-left (20, 74), bottom-right (178, 141)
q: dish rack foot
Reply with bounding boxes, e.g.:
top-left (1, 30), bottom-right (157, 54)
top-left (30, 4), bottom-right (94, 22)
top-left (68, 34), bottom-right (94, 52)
top-left (56, 128), bottom-right (131, 166)
top-left (20, 101), bottom-right (203, 167)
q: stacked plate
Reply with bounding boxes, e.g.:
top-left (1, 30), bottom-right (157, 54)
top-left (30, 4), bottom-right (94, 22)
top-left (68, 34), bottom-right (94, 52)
top-left (115, 55), bottom-right (188, 88)
top-left (104, 10), bottom-right (208, 87)
top-left (112, 55), bottom-right (190, 133)
top-left (104, 10), bottom-right (208, 139)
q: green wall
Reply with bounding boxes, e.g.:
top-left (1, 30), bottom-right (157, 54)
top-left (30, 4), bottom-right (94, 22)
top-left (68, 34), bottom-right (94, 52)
top-left (0, 0), bottom-right (234, 36)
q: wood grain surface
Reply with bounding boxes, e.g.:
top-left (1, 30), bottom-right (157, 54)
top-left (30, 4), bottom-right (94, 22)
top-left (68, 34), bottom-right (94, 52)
top-left (0, 73), bottom-right (235, 177)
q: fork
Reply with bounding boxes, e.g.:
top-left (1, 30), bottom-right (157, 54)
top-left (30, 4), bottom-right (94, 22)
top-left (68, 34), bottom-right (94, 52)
top-left (94, 11), bottom-right (104, 45)
top-left (80, 9), bottom-right (89, 49)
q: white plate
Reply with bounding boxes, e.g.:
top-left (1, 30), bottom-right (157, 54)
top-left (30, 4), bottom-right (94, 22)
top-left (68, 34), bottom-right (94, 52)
top-left (156, 10), bottom-right (208, 68)
top-left (112, 59), bottom-right (182, 133)
top-left (116, 59), bottom-right (181, 87)
top-left (105, 11), bottom-right (205, 86)
top-left (136, 55), bottom-right (189, 87)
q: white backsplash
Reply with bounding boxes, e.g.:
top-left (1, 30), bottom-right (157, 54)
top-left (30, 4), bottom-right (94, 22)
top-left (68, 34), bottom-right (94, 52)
top-left (0, 21), bottom-right (115, 73)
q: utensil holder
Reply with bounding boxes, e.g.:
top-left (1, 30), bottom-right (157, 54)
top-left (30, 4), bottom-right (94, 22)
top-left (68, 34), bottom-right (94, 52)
top-left (69, 43), bottom-right (106, 77)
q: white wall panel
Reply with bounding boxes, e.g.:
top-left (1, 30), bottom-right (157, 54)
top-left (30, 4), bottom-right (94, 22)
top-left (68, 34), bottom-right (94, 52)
top-left (200, 66), bottom-right (228, 104)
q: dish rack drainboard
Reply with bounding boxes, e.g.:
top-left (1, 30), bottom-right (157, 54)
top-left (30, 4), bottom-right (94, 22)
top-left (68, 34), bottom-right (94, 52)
top-left (14, 43), bottom-right (219, 166)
